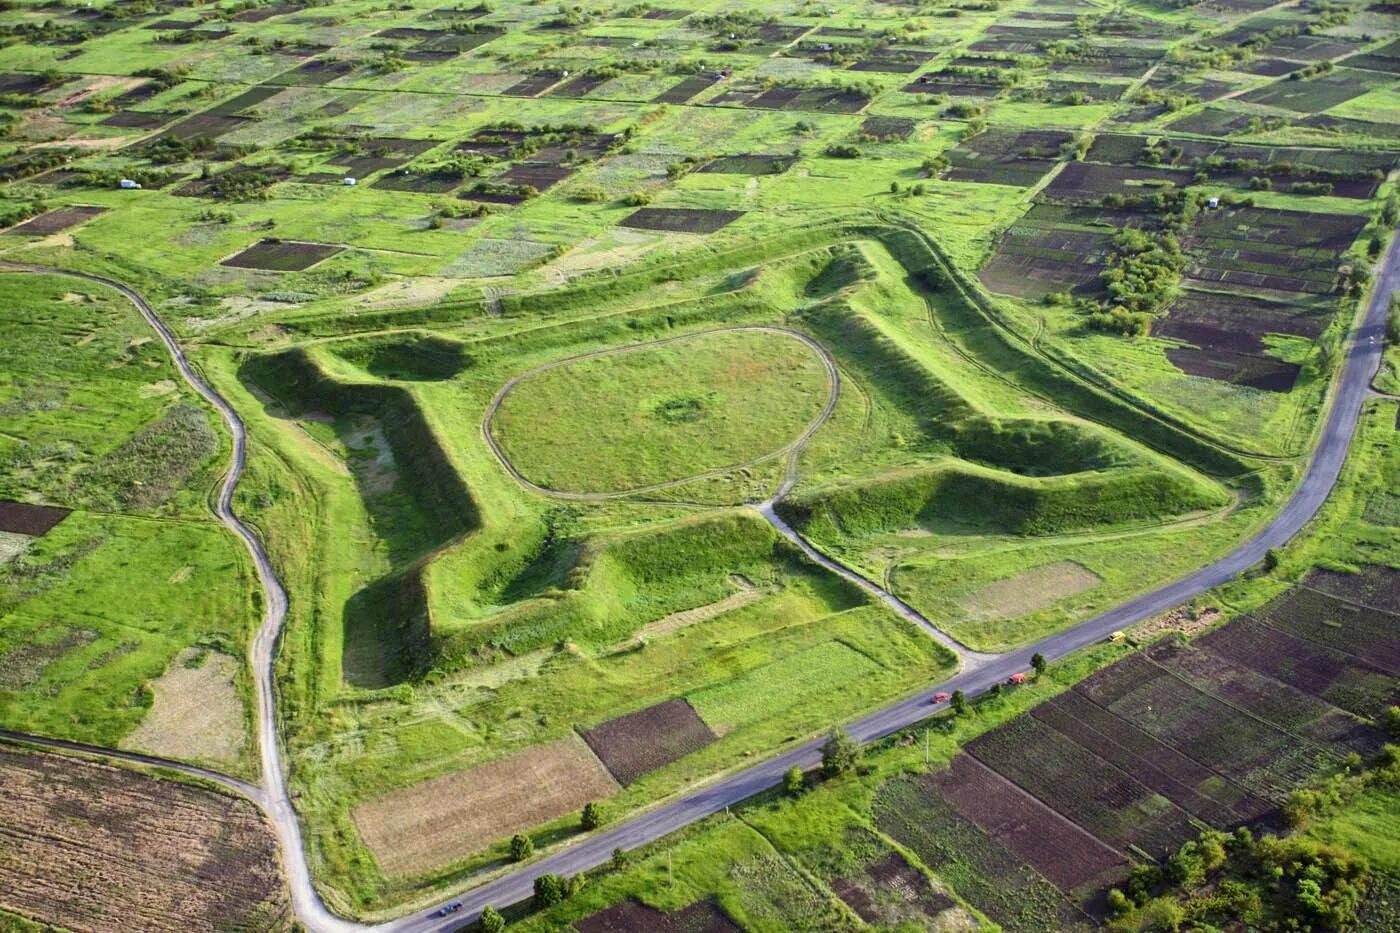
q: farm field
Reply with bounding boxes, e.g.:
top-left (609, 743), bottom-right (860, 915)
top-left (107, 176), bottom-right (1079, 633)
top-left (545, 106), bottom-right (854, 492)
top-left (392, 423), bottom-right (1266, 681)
top-left (0, 0), bottom-right (1395, 925)
top-left (0, 272), bottom-right (257, 770)
top-left (0, 743), bottom-right (289, 931)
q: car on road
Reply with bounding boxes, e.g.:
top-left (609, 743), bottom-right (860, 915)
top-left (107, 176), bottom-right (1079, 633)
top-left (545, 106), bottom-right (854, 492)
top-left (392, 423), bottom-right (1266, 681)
top-left (437, 902), bottom-right (462, 917)
top-left (932, 691), bottom-right (950, 703)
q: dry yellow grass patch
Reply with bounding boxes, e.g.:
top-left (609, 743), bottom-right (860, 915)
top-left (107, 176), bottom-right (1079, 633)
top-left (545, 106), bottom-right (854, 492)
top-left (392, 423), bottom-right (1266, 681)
top-left (122, 648), bottom-right (247, 766)
top-left (140, 379), bottom-right (179, 398)
top-left (633, 576), bottom-right (764, 642)
top-left (353, 736), bottom-right (618, 877)
top-left (957, 561), bottom-right (1101, 620)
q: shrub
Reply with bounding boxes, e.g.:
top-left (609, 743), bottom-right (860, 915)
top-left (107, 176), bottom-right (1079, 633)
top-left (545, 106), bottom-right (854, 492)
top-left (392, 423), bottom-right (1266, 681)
top-left (783, 766), bottom-right (805, 796)
top-left (480, 905), bottom-right (505, 933)
top-left (580, 801), bottom-right (603, 831)
top-left (943, 102), bottom-right (982, 118)
top-left (533, 873), bottom-right (565, 908)
top-left (510, 833), bottom-right (534, 861)
top-left (820, 728), bottom-right (861, 777)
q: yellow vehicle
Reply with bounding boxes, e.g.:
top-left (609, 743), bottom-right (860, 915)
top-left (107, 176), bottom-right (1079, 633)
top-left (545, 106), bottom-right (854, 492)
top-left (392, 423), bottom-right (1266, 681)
top-left (1108, 630), bottom-right (1126, 643)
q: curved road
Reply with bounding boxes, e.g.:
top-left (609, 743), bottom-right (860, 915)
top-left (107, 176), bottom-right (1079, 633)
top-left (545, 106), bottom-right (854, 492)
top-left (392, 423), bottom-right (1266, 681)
top-left (2, 225), bottom-right (1396, 933)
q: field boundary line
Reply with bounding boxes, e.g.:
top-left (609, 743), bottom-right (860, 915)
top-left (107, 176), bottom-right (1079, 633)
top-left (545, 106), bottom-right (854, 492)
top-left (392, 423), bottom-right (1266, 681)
top-left (1132, 647), bottom-right (1345, 770)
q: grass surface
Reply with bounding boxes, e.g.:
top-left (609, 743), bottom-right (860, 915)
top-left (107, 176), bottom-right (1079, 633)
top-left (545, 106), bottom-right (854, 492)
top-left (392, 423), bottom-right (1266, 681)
top-left (0, 274), bottom-right (256, 773)
top-left (490, 329), bottom-right (831, 494)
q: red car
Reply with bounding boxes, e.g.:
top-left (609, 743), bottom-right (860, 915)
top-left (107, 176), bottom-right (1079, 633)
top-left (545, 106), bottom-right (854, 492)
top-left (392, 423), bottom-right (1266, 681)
top-left (932, 692), bottom-right (951, 703)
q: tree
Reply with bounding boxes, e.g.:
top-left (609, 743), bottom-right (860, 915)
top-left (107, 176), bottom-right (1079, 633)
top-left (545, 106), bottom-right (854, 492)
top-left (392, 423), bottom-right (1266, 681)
top-left (950, 689), bottom-right (967, 715)
top-left (1106, 888), bottom-right (1131, 917)
top-left (611, 847), bottom-right (629, 871)
top-left (1031, 652), bottom-right (1047, 676)
top-left (581, 801), bottom-right (603, 831)
top-left (783, 765), bottom-right (805, 796)
top-left (480, 905), bottom-right (506, 933)
top-left (510, 833), bottom-right (534, 862)
top-left (534, 873), bottom-right (566, 908)
top-left (820, 728), bottom-right (861, 777)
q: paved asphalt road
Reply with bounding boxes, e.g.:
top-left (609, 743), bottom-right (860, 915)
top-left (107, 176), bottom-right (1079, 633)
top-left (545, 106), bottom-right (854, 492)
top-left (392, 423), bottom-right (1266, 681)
top-left (2, 227), bottom-right (1397, 933)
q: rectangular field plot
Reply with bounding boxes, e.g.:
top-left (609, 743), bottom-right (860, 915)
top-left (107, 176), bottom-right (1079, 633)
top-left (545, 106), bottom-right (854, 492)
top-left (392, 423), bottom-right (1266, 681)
top-left (0, 500), bottom-right (70, 536)
top-left (687, 641), bottom-right (881, 732)
top-left (1239, 68), bottom-right (1387, 113)
top-left (830, 852), bottom-right (958, 926)
top-left (1163, 346), bottom-right (1301, 393)
top-left (978, 205), bottom-right (1127, 298)
top-left (1305, 566), bottom-right (1400, 614)
top-left (580, 698), bottom-right (717, 786)
top-left (873, 774), bottom-right (1092, 931)
top-left (957, 560), bottom-right (1101, 620)
top-left (353, 737), bottom-right (618, 876)
top-left (698, 154), bottom-right (794, 175)
top-left (943, 128), bottom-right (1072, 187)
top-left (151, 112), bottom-right (249, 142)
top-left (1253, 584), bottom-right (1400, 674)
top-left (0, 747), bottom-right (287, 931)
top-left (3, 206), bottom-right (105, 236)
top-left (1143, 640), bottom-right (1383, 757)
top-left (1197, 617), bottom-right (1398, 719)
top-left (220, 239), bottom-right (343, 271)
top-left (1182, 207), bottom-right (1365, 297)
top-left (1074, 653), bottom-right (1330, 800)
top-left (1043, 162), bottom-right (1190, 202)
top-left (1032, 691), bottom-right (1275, 827)
top-left (576, 898), bottom-right (739, 933)
top-left (651, 73), bottom-right (723, 103)
top-left (99, 111), bottom-right (176, 129)
top-left (932, 754), bottom-right (1128, 891)
top-left (967, 715), bottom-right (1198, 856)
top-left (620, 207), bottom-right (745, 234)
top-left (1157, 282), bottom-right (1338, 392)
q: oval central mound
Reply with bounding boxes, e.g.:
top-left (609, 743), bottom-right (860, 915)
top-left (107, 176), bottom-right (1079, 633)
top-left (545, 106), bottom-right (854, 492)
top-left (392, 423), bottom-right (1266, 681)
top-left (489, 329), bottom-right (832, 495)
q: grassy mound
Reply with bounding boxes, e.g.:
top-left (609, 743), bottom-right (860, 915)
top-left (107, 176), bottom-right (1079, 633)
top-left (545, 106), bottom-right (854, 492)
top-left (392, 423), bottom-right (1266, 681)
top-left (435, 510), bottom-right (861, 663)
top-left (778, 460), bottom-right (1228, 541)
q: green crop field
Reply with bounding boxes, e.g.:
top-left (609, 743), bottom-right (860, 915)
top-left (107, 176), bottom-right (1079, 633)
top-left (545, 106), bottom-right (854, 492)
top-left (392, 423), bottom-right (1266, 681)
top-left (0, 0), bottom-right (1395, 926)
